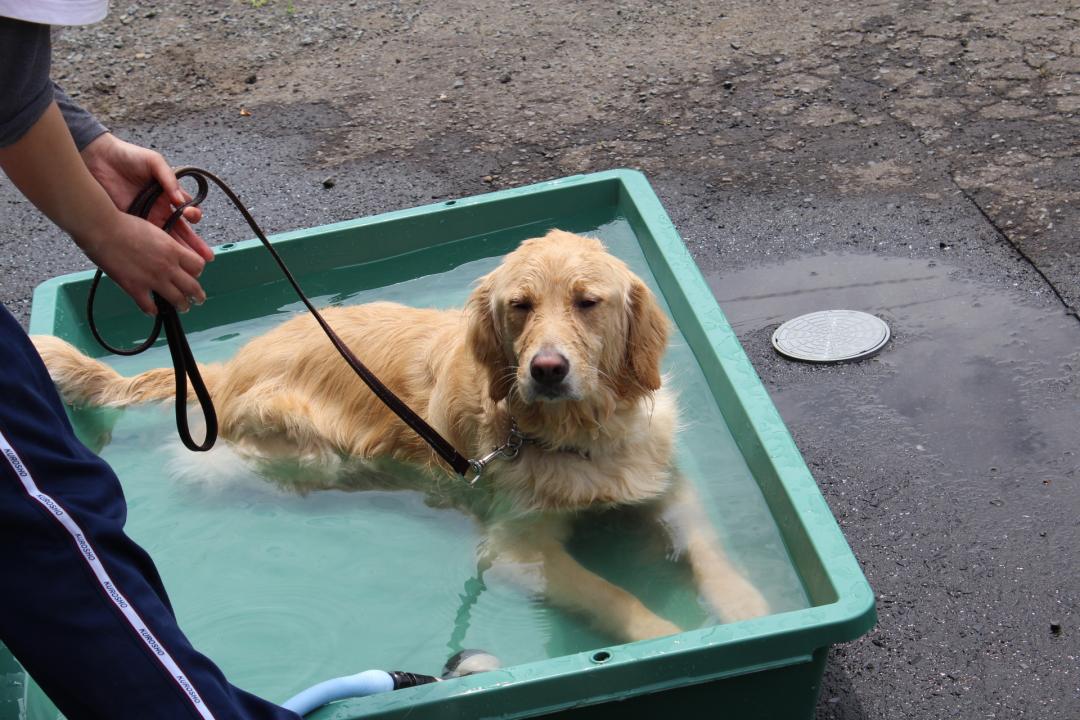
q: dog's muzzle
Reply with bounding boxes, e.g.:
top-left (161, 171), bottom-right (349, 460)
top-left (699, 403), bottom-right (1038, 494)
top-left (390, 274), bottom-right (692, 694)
top-left (528, 350), bottom-right (571, 399)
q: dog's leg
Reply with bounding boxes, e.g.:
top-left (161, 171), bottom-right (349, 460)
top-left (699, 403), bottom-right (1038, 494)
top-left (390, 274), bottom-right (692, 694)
top-left (485, 515), bottom-right (681, 642)
top-left (220, 387), bottom-right (340, 464)
top-left (658, 477), bottom-right (770, 623)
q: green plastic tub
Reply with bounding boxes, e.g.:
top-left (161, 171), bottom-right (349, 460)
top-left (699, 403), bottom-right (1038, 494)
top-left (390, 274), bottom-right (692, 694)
top-left (13, 169), bottom-right (874, 719)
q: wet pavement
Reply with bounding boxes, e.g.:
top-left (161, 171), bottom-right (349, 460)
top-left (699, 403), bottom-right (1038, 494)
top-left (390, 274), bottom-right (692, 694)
top-left (710, 252), bottom-right (1078, 478)
top-left (1, 1), bottom-right (1078, 718)
top-left (710, 254), bottom-right (1078, 719)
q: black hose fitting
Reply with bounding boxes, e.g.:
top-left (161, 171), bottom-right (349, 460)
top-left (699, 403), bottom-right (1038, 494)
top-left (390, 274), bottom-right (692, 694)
top-left (388, 671), bottom-right (439, 689)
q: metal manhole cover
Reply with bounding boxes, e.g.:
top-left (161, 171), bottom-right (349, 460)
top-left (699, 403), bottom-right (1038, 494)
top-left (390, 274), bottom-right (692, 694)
top-left (772, 310), bottom-right (891, 363)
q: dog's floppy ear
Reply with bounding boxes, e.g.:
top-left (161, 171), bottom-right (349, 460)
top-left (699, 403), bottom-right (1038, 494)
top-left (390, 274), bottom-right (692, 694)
top-left (620, 278), bottom-right (669, 397)
top-left (466, 276), bottom-right (513, 403)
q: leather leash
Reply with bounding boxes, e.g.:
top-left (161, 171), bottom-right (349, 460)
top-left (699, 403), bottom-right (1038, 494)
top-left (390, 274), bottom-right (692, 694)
top-left (86, 167), bottom-right (476, 478)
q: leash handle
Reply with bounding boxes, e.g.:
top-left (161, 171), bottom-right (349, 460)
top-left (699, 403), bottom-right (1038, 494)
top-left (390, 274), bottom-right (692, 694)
top-left (87, 167), bottom-right (473, 477)
top-left (87, 175), bottom-right (217, 452)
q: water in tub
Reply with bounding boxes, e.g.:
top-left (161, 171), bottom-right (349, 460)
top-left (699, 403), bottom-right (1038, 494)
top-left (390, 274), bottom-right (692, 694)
top-left (31, 216), bottom-right (808, 713)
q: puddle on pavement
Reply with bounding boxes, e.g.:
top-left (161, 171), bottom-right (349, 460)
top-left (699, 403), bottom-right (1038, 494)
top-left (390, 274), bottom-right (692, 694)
top-left (706, 253), bottom-right (1080, 479)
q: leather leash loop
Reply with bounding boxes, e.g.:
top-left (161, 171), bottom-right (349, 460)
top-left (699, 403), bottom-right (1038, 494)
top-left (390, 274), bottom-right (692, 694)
top-left (87, 174), bottom-right (217, 451)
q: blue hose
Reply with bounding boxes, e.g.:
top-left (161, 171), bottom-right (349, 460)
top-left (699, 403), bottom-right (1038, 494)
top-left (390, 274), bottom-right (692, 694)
top-left (282, 669), bottom-right (396, 716)
top-left (280, 651), bottom-right (494, 716)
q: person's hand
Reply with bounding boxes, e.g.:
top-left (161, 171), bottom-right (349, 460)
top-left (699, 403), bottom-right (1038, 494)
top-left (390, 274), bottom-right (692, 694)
top-left (80, 132), bottom-right (214, 264)
top-left (0, 104), bottom-right (210, 315)
top-left (76, 208), bottom-right (208, 315)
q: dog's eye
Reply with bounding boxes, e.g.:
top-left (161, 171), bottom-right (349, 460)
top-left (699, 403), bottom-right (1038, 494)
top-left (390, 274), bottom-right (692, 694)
top-left (510, 299), bottom-right (533, 312)
top-left (575, 298), bottom-right (600, 310)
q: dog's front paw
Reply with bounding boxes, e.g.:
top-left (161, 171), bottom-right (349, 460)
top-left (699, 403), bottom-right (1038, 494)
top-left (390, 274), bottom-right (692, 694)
top-left (721, 586), bottom-right (770, 623)
top-left (705, 575), bottom-right (771, 623)
top-left (626, 614), bottom-right (683, 641)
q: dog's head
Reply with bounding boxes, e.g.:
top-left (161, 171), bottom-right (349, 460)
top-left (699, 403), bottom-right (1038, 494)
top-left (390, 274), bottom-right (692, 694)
top-left (466, 230), bottom-right (669, 411)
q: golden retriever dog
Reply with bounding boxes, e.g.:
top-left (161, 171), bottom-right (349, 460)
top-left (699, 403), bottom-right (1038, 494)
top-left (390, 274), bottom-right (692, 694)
top-left (33, 229), bottom-right (768, 642)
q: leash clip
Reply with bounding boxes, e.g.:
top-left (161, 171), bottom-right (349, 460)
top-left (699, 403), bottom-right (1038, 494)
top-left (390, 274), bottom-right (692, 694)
top-left (466, 421), bottom-right (529, 486)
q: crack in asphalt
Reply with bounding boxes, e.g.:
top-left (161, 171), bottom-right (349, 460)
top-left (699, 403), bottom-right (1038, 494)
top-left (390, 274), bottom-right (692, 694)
top-left (948, 173), bottom-right (1080, 323)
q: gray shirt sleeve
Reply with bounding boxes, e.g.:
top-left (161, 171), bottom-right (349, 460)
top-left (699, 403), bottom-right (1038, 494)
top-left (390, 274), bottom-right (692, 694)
top-left (0, 17), bottom-right (108, 150)
top-left (53, 82), bottom-right (109, 150)
top-left (0, 17), bottom-right (54, 148)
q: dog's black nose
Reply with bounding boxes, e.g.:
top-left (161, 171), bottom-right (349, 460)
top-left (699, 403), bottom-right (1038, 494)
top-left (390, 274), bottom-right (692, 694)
top-left (530, 351), bottom-right (570, 387)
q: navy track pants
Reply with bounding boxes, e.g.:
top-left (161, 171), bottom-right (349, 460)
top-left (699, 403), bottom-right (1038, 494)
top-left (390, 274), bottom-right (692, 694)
top-left (0, 305), bottom-right (299, 720)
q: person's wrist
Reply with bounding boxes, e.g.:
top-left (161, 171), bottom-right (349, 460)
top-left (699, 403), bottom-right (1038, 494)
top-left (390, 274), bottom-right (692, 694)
top-left (79, 131), bottom-right (116, 171)
top-left (68, 204), bottom-right (128, 260)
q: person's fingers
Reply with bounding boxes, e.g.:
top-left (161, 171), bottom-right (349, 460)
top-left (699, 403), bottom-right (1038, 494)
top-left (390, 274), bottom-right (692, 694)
top-left (170, 267), bottom-right (206, 307)
top-left (145, 196), bottom-right (202, 233)
top-left (121, 281), bottom-right (158, 316)
top-left (146, 151), bottom-right (186, 207)
top-left (174, 189), bottom-right (202, 223)
top-left (94, 214), bottom-right (210, 314)
top-left (182, 205), bottom-right (203, 225)
top-left (174, 242), bottom-right (206, 279)
top-left (146, 197), bottom-right (182, 231)
top-left (172, 218), bottom-right (215, 262)
top-left (157, 281), bottom-right (190, 313)
top-left (112, 268), bottom-right (158, 315)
